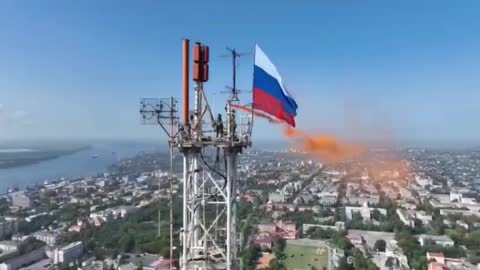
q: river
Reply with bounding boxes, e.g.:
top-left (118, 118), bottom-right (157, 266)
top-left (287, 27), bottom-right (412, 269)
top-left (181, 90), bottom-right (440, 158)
top-left (0, 142), bottom-right (162, 192)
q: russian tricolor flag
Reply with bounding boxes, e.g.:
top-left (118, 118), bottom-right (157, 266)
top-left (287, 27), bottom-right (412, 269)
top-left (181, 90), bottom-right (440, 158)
top-left (253, 45), bottom-right (298, 127)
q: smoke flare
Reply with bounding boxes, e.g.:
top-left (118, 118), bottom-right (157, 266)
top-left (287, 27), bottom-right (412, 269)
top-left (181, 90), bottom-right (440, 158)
top-left (230, 104), bottom-right (281, 124)
top-left (283, 126), bottom-right (365, 163)
top-left (233, 104), bottom-right (410, 181)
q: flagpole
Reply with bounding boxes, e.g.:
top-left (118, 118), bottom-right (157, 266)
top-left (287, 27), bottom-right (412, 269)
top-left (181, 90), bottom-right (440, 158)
top-left (250, 43), bottom-right (256, 135)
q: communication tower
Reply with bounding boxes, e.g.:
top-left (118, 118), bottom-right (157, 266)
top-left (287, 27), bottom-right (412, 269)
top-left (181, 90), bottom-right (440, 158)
top-left (140, 39), bottom-right (253, 270)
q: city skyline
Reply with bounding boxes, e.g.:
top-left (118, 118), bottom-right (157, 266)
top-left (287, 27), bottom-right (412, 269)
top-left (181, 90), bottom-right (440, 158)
top-left (1, 1), bottom-right (480, 147)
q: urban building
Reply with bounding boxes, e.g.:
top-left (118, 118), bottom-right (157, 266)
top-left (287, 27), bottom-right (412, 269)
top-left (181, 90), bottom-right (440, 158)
top-left (318, 192), bottom-right (338, 206)
top-left (18, 258), bottom-right (53, 270)
top-left (0, 241), bottom-right (19, 261)
top-left (418, 235), bottom-right (454, 247)
top-left (257, 224), bottom-right (276, 234)
top-left (396, 209), bottom-right (415, 227)
top-left (415, 211), bottom-right (433, 225)
top-left (10, 192), bottom-right (31, 209)
top-left (119, 253), bottom-right (173, 270)
top-left (426, 252), bottom-right (464, 270)
top-left (345, 195), bottom-right (380, 206)
top-left (255, 236), bottom-right (273, 249)
top-left (89, 210), bottom-right (114, 226)
top-left (371, 250), bottom-right (410, 270)
top-left (0, 218), bottom-right (19, 241)
top-left (345, 203), bottom-right (386, 221)
top-left (268, 190), bottom-right (286, 203)
top-left (346, 234), bottom-right (363, 246)
top-left (112, 206), bottom-right (138, 219)
top-left (33, 231), bottom-right (62, 246)
top-left (449, 192), bottom-right (463, 203)
top-left (0, 248), bottom-right (46, 270)
top-left (53, 241), bottom-right (83, 264)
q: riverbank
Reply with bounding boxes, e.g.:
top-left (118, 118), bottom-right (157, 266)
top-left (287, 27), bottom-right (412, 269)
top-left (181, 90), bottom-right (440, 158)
top-left (0, 142), bottom-right (161, 192)
top-left (0, 145), bottom-right (91, 169)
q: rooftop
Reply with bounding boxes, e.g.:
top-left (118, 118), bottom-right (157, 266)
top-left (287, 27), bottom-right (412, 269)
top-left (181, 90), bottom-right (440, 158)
top-left (417, 234), bottom-right (453, 242)
top-left (60, 241), bottom-right (82, 251)
top-left (18, 258), bottom-right (52, 270)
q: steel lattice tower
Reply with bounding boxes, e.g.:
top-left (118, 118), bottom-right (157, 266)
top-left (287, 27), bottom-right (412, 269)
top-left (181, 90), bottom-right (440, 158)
top-left (141, 39), bottom-right (252, 270)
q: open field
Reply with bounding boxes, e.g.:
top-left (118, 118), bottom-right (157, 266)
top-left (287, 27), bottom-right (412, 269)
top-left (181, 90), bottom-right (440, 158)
top-left (284, 242), bottom-right (329, 270)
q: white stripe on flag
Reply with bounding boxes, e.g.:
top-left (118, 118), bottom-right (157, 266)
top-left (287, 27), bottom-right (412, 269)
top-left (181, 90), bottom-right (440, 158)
top-left (255, 44), bottom-right (291, 98)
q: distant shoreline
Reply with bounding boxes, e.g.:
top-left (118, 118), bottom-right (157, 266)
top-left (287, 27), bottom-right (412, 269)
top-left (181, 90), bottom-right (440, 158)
top-left (0, 145), bottom-right (91, 169)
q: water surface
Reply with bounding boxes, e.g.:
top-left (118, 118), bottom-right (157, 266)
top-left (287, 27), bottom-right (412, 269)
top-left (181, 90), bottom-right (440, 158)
top-left (0, 142), bottom-right (160, 192)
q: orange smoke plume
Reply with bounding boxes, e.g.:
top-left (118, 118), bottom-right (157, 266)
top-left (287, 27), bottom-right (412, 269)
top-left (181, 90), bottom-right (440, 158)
top-left (285, 126), bottom-right (412, 183)
top-left (233, 104), bottom-right (411, 180)
top-left (231, 104), bottom-right (365, 163)
top-left (283, 126), bottom-right (365, 163)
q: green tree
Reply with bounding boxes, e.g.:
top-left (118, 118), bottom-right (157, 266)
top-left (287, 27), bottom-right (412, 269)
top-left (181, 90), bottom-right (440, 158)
top-left (273, 238), bottom-right (286, 260)
top-left (371, 209), bottom-right (384, 222)
top-left (464, 230), bottom-right (480, 249)
top-left (86, 239), bottom-right (96, 251)
top-left (121, 235), bottom-right (136, 253)
top-left (307, 227), bottom-right (336, 239)
top-left (334, 231), bottom-right (353, 250)
top-left (443, 246), bottom-right (466, 258)
top-left (349, 212), bottom-right (364, 229)
top-left (353, 251), bottom-right (379, 270)
top-left (242, 244), bottom-right (261, 270)
top-left (337, 257), bottom-right (354, 270)
top-left (447, 229), bottom-right (465, 244)
top-left (94, 247), bottom-right (106, 260)
top-left (412, 256), bottom-right (428, 270)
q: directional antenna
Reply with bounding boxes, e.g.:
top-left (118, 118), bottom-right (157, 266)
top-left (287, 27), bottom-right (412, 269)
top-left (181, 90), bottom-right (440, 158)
top-left (140, 97), bottom-right (178, 138)
top-left (222, 47), bottom-right (250, 102)
top-left (221, 86), bottom-right (252, 96)
top-left (140, 98), bottom-right (160, 124)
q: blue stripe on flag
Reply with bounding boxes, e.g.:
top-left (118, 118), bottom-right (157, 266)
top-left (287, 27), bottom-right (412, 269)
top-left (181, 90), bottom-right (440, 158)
top-left (253, 65), bottom-right (298, 115)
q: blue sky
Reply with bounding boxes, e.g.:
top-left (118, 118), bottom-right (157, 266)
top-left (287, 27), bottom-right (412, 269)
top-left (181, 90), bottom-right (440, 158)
top-left (0, 1), bottom-right (479, 147)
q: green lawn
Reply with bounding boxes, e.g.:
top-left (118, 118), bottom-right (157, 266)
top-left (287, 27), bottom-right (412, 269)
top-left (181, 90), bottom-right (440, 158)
top-left (284, 244), bottom-right (329, 270)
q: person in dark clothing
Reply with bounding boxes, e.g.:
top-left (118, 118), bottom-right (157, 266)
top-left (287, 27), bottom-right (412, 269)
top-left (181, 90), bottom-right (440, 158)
top-left (231, 110), bottom-right (237, 137)
top-left (214, 114), bottom-right (224, 138)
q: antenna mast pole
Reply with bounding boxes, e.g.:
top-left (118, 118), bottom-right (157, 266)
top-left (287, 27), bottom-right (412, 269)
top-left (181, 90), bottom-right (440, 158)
top-left (232, 48), bottom-right (237, 97)
top-left (169, 96), bottom-right (175, 270)
top-left (226, 47), bottom-right (243, 101)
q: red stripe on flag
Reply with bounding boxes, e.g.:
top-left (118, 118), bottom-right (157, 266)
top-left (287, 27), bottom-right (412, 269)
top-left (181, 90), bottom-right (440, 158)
top-left (253, 88), bottom-right (296, 127)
